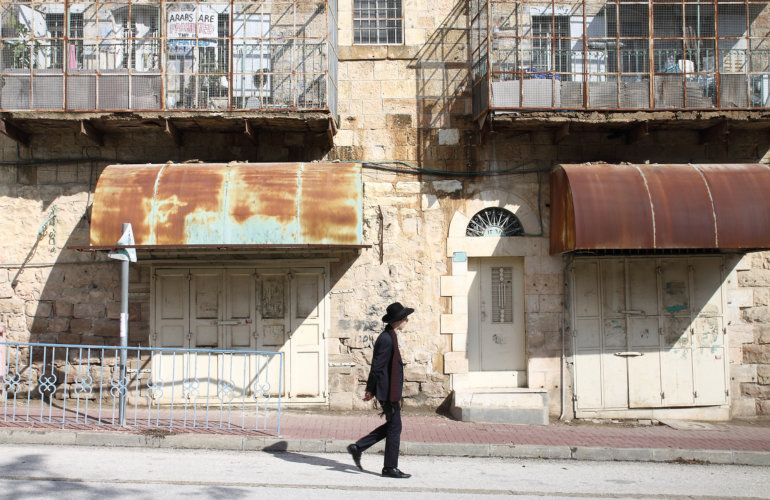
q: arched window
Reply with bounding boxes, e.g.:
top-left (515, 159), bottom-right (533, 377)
top-left (466, 207), bottom-right (524, 237)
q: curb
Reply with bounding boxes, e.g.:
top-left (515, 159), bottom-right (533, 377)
top-left (1, 428), bottom-right (769, 466)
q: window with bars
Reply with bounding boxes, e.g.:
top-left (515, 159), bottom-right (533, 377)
top-left (531, 15), bottom-right (571, 74)
top-left (44, 13), bottom-right (84, 70)
top-left (353, 0), bottom-right (403, 45)
top-left (490, 267), bottom-right (513, 324)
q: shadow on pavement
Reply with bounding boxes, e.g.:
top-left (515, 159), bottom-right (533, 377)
top-left (0, 452), bottom-right (140, 498)
top-left (263, 441), bottom-right (381, 477)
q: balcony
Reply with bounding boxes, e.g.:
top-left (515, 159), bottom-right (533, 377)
top-left (471, 0), bottom-right (770, 120)
top-left (0, 0), bottom-right (338, 142)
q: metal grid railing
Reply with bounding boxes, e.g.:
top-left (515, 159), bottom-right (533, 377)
top-left (0, 342), bottom-right (283, 434)
top-left (0, 0), bottom-right (336, 114)
top-left (472, 0), bottom-right (770, 115)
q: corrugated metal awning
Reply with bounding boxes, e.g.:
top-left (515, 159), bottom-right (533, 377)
top-left (89, 162), bottom-right (364, 249)
top-left (550, 163), bottom-right (770, 254)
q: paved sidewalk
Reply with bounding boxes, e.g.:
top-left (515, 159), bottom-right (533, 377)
top-left (1, 409), bottom-right (770, 466)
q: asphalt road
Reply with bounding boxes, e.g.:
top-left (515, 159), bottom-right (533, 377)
top-left (0, 444), bottom-right (767, 499)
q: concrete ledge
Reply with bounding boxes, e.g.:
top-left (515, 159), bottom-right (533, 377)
top-left (76, 432), bottom-right (147, 448)
top-left (733, 451), bottom-right (770, 466)
top-left (403, 442), bottom-right (490, 457)
top-left (573, 446), bottom-right (654, 462)
top-left (651, 448), bottom-right (735, 465)
top-left (0, 429), bottom-right (77, 446)
top-left (0, 428), bottom-right (768, 466)
top-left (489, 444), bottom-right (572, 459)
top-left (160, 434), bottom-right (244, 450)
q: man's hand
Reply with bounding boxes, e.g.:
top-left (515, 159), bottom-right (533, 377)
top-left (363, 391), bottom-right (373, 401)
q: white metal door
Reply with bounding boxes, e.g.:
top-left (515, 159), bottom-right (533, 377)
top-left (597, 259), bottom-right (630, 408)
top-left (154, 266), bottom-right (327, 403)
top-left (256, 270), bottom-right (289, 399)
top-left (288, 270), bottom-right (325, 400)
top-left (689, 258), bottom-right (727, 405)
top-left (153, 269), bottom-right (192, 404)
top-left (572, 257), bottom-right (728, 411)
top-left (154, 269), bottom-right (189, 349)
top-left (223, 269), bottom-right (257, 402)
top-left (468, 258), bottom-right (525, 373)
top-left (658, 259), bottom-right (695, 406)
top-left (626, 259), bottom-right (663, 408)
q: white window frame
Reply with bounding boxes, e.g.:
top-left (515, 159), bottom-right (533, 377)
top-left (353, 0), bottom-right (403, 45)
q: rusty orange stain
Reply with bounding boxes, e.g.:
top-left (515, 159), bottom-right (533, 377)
top-left (91, 162), bottom-right (362, 247)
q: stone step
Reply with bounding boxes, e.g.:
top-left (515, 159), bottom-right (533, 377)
top-left (450, 388), bottom-right (549, 426)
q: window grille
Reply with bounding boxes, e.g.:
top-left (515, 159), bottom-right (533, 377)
top-left (466, 207), bottom-right (524, 237)
top-left (353, 0), bottom-right (403, 45)
top-left (490, 266), bottom-right (513, 324)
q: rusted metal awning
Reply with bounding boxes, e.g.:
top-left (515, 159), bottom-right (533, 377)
top-left (89, 162), bottom-right (364, 249)
top-left (550, 163), bottom-right (770, 254)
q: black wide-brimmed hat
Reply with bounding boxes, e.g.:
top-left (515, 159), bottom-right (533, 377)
top-left (382, 302), bottom-right (414, 324)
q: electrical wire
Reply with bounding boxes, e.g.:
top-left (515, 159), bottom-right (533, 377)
top-left (358, 160), bottom-right (549, 177)
top-left (0, 157), bottom-right (115, 166)
top-left (355, 160), bottom-right (546, 237)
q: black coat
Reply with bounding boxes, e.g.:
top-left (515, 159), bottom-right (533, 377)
top-left (365, 326), bottom-right (403, 402)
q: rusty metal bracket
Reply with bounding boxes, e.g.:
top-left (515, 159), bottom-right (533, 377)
top-left (164, 119), bottom-right (182, 146)
top-left (0, 119), bottom-right (30, 147)
top-left (244, 119), bottom-right (259, 146)
top-left (80, 120), bottom-right (104, 146)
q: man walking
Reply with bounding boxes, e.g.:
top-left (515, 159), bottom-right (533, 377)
top-left (347, 302), bottom-right (413, 478)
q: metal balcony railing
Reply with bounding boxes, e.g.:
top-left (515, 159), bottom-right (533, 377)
top-left (471, 0), bottom-right (770, 115)
top-left (0, 342), bottom-right (283, 434)
top-left (0, 0), bottom-right (337, 115)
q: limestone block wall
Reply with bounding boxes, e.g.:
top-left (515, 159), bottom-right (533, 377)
top-left (729, 252), bottom-right (770, 416)
top-left (0, 161), bottom-right (146, 347)
top-left (332, 0), bottom-right (473, 172)
top-left (327, 171), bottom-right (458, 409)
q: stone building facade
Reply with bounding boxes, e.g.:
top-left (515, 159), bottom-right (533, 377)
top-left (0, 0), bottom-right (769, 421)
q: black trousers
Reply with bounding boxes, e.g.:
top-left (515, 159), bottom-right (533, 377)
top-left (354, 400), bottom-right (401, 468)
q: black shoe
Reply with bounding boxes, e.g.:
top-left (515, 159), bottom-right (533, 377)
top-left (381, 467), bottom-right (411, 478)
top-left (347, 444), bottom-right (363, 470)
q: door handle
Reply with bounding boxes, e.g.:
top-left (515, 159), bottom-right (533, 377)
top-left (614, 351), bottom-right (643, 357)
top-left (620, 310), bottom-right (645, 315)
top-left (211, 320), bottom-right (243, 326)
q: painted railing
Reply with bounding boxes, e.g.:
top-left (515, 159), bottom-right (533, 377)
top-left (0, 342), bottom-right (282, 435)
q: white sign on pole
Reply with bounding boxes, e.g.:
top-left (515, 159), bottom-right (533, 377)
top-left (108, 224), bottom-right (137, 263)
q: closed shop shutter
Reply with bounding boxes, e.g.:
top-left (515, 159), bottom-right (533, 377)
top-left (153, 266), bottom-right (327, 403)
top-left (572, 256), bottom-right (727, 411)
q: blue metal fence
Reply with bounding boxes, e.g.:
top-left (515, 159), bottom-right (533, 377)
top-left (0, 342), bottom-right (282, 435)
